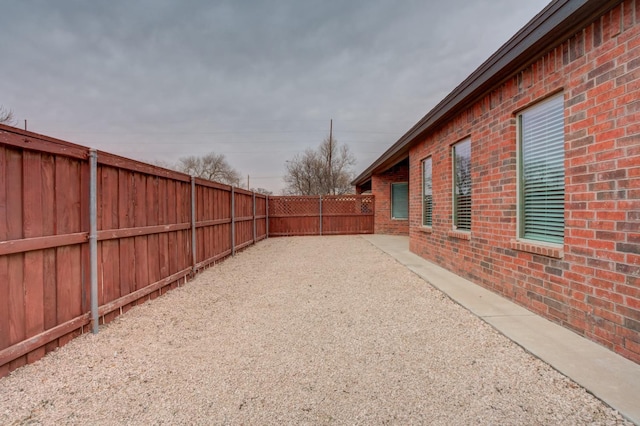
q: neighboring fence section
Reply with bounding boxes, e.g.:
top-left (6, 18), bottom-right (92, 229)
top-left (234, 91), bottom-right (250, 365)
top-left (0, 125), bottom-right (267, 377)
top-left (268, 195), bottom-right (374, 236)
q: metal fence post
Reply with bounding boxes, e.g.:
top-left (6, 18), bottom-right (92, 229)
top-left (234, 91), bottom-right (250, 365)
top-left (191, 176), bottom-right (197, 274)
top-left (88, 149), bottom-right (98, 334)
top-left (319, 195), bottom-right (323, 236)
top-left (231, 186), bottom-right (236, 256)
top-left (252, 191), bottom-right (256, 244)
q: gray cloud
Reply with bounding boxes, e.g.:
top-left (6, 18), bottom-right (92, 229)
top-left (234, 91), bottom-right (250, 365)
top-left (1, 0), bottom-right (550, 192)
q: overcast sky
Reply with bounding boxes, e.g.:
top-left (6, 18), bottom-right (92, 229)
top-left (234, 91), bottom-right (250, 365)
top-left (2, 0), bottom-right (550, 193)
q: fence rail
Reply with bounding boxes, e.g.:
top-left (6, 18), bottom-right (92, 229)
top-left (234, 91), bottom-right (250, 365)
top-left (0, 124), bottom-right (375, 377)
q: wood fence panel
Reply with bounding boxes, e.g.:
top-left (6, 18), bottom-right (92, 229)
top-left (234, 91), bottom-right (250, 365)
top-left (0, 144), bottom-right (89, 369)
top-left (268, 196), bottom-right (321, 236)
top-left (42, 247), bottom-right (57, 354)
top-left (157, 178), bottom-right (170, 281)
top-left (147, 175), bottom-right (161, 300)
top-left (220, 187), bottom-right (232, 256)
top-left (179, 180), bottom-right (192, 273)
top-left (194, 181), bottom-right (233, 269)
top-left (22, 151), bottom-right (45, 363)
top-left (7, 148), bottom-right (25, 370)
top-left (196, 183), bottom-right (205, 265)
top-left (99, 165), bottom-right (120, 323)
top-left (166, 179), bottom-right (178, 277)
top-left (41, 154), bottom-right (57, 354)
top-left (322, 195), bottom-right (375, 235)
top-left (95, 163), bottom-right (196, 315)
top-left (234, 190), bottom-right (254, 248)
top-left (0, 128), bottom-right (186, 376)
top-left (53, 155), bottom-right (85, 346)
top-left (133, 171), bottom-right (149, 297)
top-left (118, 169), bottom-right (136, 307)
top-left (269, 217), bottom-right (320, 236)
top-left (268, 195), bottom-right (374, 236)
top-left (0, 146), bottom-right (8, 377)
top-left (323, 215), bottom-right (375, 235)
top-left (255, 195), bottom-right (267, 241)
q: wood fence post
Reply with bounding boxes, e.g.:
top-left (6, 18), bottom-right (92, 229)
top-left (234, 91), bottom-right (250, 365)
top-left (191, 176), bottom-right (197, 274)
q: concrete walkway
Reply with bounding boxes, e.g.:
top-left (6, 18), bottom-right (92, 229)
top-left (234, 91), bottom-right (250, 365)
top-left (363, 234), bottom-right (640, 425)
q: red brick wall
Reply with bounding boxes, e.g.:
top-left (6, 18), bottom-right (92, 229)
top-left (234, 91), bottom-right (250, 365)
top-left (408, 1), bottom-right (640, 363)
top-left (372, 160), bottom-right (409, 235)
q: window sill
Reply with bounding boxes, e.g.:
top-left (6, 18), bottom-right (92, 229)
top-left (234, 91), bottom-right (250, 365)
top-left (418, 226), bottom-right (433, 234)
top-left (447, 229), bottom-right (471, 240)
top-left (391, 218), bottom-right (408, 221)
top-left (510, 239), bottom-right (563, 259)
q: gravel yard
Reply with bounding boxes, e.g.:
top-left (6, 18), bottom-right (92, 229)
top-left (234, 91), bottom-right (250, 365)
top-left (0, 236), bottom-right (631, 425)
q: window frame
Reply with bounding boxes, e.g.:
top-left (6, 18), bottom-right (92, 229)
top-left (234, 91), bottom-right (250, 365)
top-left (422, 157), bottom-right (433, 227)
top-left (516, 93), bottom-right (565, 246)
top-left (452, 138), bottom-right (472, 232)
top-left (390, 182), bottom-right (409, 220)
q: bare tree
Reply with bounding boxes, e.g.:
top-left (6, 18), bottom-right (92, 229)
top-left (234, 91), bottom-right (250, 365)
top-left (454, 153), bottom-right (472, 229)
top-left (251, 187), bottom-right (273, 196)
top-left (320, 138), bottom-right (356, 195)
top-left (454, 154), bottom-right (471, 197)
top-left (149, 159), bottom-right (174, 169)
top-left (176, 152), bottom-right (241, 186)
top-left (284, 148), bottom-right (324, 195)
top-left (284, 138), bottom-right (356, 195)
top-left (0, 106), bottom-right (16, 126)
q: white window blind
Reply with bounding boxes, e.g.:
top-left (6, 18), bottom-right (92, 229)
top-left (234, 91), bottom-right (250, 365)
top-left (422, 158), bottom-right (433, 226)
top-left (453, 139), bottom-right (471, 231)
top-left (519, 94), bottom-right (565, 244)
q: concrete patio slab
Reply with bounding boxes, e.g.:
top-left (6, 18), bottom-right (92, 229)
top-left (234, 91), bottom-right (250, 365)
top-left (363, 234), bottom-right (640, 425)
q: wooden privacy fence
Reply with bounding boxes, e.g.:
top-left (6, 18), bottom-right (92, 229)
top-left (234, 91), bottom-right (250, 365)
top-left (0, 124), bottom-right (375, 377)
top-left (268, 195), bottom-right (374, 236)
top-left (0, 125), bottom-right (267, 377)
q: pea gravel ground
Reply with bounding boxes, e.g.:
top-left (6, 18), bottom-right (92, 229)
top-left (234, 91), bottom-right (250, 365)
top-left (0, 236), bottom-right (631, 425)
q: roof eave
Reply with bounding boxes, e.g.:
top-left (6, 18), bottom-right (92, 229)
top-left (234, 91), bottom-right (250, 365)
top-left (352, 0), bottom-right (622, 187)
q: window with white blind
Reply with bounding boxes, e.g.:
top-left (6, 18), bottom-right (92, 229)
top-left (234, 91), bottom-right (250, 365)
top-left (391, 182), bottom-right (408, 219)
top-left (518, 94), bottom-right (565, 244)
top-left (422, 158), bottom-right (433, 227)
top-left (452, 139), bottom-right (471, 231)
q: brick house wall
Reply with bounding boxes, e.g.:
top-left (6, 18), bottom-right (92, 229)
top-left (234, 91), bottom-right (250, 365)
top-left (372, 160), bottom-right (409, 235)
top-left (408, 1), bottom-right (640, 363)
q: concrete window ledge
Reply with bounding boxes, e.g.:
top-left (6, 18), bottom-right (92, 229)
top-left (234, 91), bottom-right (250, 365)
top-left (447, 229), bottom-right (471, 240)
top-left (510, 239), bottom-right (563, 259)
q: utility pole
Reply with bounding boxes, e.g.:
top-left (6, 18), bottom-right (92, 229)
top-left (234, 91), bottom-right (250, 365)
top-left (329, 119), bottom-right (333, 195)
top-left (247, 174), bottom-right (250, 190)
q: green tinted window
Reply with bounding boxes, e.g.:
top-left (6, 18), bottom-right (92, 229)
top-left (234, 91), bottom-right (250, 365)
top-left (391, 182), bottom-right (408, 219)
